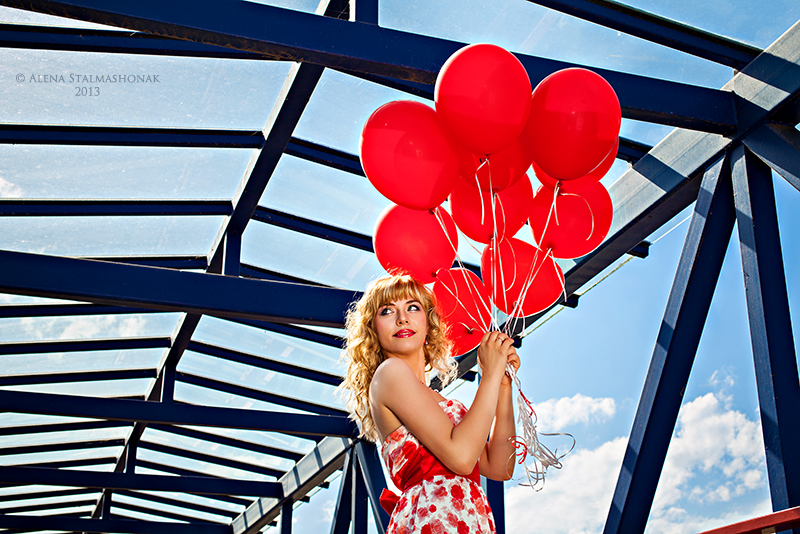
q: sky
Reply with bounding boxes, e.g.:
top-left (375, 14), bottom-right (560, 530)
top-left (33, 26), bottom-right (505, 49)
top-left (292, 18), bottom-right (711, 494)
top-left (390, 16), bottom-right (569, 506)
top-left (0, 1), bottom-right (799, 533)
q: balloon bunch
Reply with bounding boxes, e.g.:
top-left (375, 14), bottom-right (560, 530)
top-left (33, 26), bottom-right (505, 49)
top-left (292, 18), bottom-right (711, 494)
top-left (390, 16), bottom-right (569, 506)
top-left (360, 43), bottom-right (621, 488)
top-left (361, 44), bottom-right (620, 347)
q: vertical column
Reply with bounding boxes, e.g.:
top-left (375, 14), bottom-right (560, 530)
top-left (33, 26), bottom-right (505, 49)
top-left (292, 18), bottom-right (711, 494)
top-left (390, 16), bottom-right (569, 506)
top-left (484, 478), bottom-right (505, 534)
top-left (352, 451), bottom-right (369, 534)
top-left (731, 144), bottom-right (800, 519)
top-left (224, 230), bottom-right (242, 277)
top-left (281, 500), bottom-right (293, 534)
top-left (604, 155), bottom-right (737, 534)
top-left (352, 0), bottom-right (378, 24)
top-left (354, 441), bottom-right (390, 533)
top-left (329, 450), bottom-right (353, 534)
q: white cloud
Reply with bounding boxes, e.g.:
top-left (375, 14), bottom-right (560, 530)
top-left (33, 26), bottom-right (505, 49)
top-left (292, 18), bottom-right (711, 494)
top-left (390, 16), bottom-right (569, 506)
top-left (504, 390), bottom-right (768, 534)
top-left (0, 176), bottom-right (22, 197)
top-left (532, 393), bottom-right (616, 432)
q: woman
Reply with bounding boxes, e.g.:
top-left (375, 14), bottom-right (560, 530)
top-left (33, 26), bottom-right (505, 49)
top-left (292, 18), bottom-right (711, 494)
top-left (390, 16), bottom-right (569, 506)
top-left (342, 274), bottom-right (520, 533)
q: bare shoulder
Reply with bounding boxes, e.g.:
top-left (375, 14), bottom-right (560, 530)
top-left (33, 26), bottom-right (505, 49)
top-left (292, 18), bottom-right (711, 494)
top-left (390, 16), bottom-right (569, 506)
top-left (370, 358), bottom-right (415, 402)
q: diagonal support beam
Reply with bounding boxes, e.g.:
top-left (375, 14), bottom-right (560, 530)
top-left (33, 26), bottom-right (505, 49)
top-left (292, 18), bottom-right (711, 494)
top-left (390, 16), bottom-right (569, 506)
top-left (2, 0), bottom-right (736, 132)
top-left (353, 441), bottom-right (390, 534)
top-left (0, 388), bottom-right (357, 437)
top-left (233, 437), bottom-right (353, 534)
top-left (743, 122), bottom-right (800, 193)
top-left (525, 0), bottom-right (760, 68)
top-left (604, 154), bottom-right (737, 534)
top-left (0, 249), bottom-right (357, 327)
top-left (731, 145), bottom-right (800, 518)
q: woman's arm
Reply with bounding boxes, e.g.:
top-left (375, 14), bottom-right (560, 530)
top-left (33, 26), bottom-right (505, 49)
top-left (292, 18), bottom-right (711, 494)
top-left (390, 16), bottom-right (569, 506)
top-left (370, 331), bottom-right (514, 475)
top-left (479, 348), bottom-right (520, 480)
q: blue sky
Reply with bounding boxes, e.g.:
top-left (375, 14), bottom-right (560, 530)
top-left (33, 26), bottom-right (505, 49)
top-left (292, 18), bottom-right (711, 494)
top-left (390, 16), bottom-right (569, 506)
top-left (0, 1), bottom-right (799, 532)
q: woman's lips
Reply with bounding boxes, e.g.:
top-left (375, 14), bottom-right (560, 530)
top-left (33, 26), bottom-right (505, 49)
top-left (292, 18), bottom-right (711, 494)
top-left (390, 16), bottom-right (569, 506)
top-left (394, 329), bottom-right (415, 338)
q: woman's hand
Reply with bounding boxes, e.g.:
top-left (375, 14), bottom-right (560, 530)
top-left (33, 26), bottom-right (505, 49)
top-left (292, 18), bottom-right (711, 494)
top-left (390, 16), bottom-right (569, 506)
top-left (501, 348), bottom-right (520, 388)
top-left (477, 331), bottom-right (516, 384)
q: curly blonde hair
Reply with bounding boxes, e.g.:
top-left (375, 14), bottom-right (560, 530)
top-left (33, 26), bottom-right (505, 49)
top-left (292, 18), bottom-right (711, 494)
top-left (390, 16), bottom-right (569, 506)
top-left (340, 275), bottom-right (457, 441)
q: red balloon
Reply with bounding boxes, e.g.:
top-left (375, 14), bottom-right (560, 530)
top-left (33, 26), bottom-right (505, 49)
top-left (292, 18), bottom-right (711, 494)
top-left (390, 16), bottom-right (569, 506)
top-left (373, 204), bottom-right (458, 283)
top-left (435, 44), bottom-right (532, 156)
top-left (528, 182), bottom-right (613, 259)
top-left (533, 138), bottom-right (619, 193)
top-left (524, 68), bottom-right (621, 180)
top-left (360, 100), bottom-right (459, 210)
top-left (456, 134), bottom-right (534, 192)
top-left (450, 173), bottom-right (534, 243)
top-left (481, 238), bottom-right (564, 317)
top-left (433, 268), bottom-right (492, 356)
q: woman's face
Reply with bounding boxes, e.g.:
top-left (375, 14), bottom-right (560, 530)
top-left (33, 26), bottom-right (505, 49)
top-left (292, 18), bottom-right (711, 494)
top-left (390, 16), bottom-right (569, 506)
top-left (373, 298), bottom-right (429, 359)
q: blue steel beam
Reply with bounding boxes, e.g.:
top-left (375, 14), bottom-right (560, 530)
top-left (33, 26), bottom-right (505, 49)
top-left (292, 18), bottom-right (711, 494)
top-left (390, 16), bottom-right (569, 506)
top-left (252, 207), bottom-right (373, 252)
top-left (0, 303), bottom-right (158, 318)
top-left (188, 341), bottom-right (342, 386)
top-left (0, 368), bottom-right (154, 387)
top-left (116, 490), bottom-right (239, 519)
top-left (15, 457), bottom-right (116, 470)
top-left (0, 488), bottom-right (96, 503)
top-left (351, 449), bottom-right (368, 534)
top-left (113, 499), bottom-right (226, 526)
top-left (85, 255), bottom-right (209, 269)
top-left (0, 389), bottom-right (357, 437)
top-left (743, 122), bottom-right (800, 193)
top-left (285, 137), bottom-right (364, 177)
top-left (329, 451), bottom-right (353, 534)
top-left (226, 316), bottom-right (345, 350)
top-left (0, 465), bottom-right (282, 496)
top-left (234, 438), bottom-right (352, 534)
top-left (0, 123), bottom-right (264, 148)
top-left (0, 438), bottom-right (125, 456)
top-left (525, 0), bottom-right (760, 68)
top-left (0, 514), bottom-right (230, 534)
top-left (354, 441), bottom-right (389, 534)
top-left (0, 250), bottom-right (357, 328)
top-left (240, 263), bottom-right (336, 288)
top-left (177, 371), bottom-right (347, 417)
top-left (148, 424), bottom-right (305, 463)
top-left (0, 498), bottom-right (97, 514)
top-left (2, 0), bottom-right (736, 133)
top-left (0, 420), bottom-right (127, 437)
top-left (0, 199), bottom-right (232, 217)
top-left (138, 441), bottom-right (286, 478)
top-left (0, 336), bottom-right (170, 355)
top-left (731, 145), bottom-right (800, 517)
top-left (604, 155), bottom-right (736, 534)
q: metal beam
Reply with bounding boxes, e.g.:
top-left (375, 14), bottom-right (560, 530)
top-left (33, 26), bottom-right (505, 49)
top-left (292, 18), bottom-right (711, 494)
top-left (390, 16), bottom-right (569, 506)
top-left (329, 451), bottom-right (353, 534)
top-left (137, 441), bottom-right (286, 478)
top-left (604, 155), bottom-right (736, 534)
top-left (0, 199), bottom-right (232, 217)
top-left (0, 514), bottom-right (231, 534)
top-left (0, 389), bottom-right (357, 437)
top-left (743, 122), bottom-right (800, 193)
top-left (252, 207), bottom-right (374, 252)
top-left (2, 0), bottom-right (737, 132)
top-left (115, 490), bottom-right (239, 519)
top-left (0, 336), bottom-right (170, 355)
top-left (0, 303), bottom-right (158, 318)
top-left (353, 441), bottom-right (389, 534)
top-left (0, 465), bottom-right (282, 496)
top-left (525, 0), bottom-right (760, 68)
top-left (0, 123), bottom-right (264, 148)
top-left (188, 340), bottom-right (343, 386)
top-left (285, 137), bottom-right (364, 177)
top-left (178, 371), bottom-right (347, 417)
top-left (233, 437), bottom-right (352, 534)
top-left (731, 145), bottom-right (800, 516)
top-left (0, 249), bottom-right (358, 328)
top-left (0, 438), bottom-right (125, 456)
top-left (148, 424), bottom-right (305, 462)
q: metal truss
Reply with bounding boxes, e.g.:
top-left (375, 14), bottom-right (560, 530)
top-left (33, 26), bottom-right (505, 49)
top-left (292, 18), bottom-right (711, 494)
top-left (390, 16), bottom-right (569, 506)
top-left (0, 0), bottom-right (797, 533)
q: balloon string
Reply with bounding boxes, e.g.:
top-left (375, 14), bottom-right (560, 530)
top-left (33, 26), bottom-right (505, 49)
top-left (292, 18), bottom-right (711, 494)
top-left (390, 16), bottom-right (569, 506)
top-left (506, 362), bottom-right (575, 490)
top-left (560, 191), bottom-right (595, 242)
top-left (476, 158), bottom-right (490, 225)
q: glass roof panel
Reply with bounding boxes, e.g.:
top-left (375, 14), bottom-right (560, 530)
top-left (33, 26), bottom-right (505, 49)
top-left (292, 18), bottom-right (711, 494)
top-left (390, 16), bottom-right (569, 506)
top-left (0, 350), bottom-right (163, 376)
top-left (193, 317), bottom-right (344, 377)
top-left (260, 155), bottom-right (385, 235)
top-left (620, 0), bottom-right (800, 47)
top-left (0, 48), bottom-right (292, 129)
top-left (242, 223), bottom-right (383, 290)
top-left (378, 0), bottom-right (734, 87)
top-left (114, 492), bottom-right (233, 524)
top-left (0, 314), bottom-right (179, 343)
top-left (0, 146), bottom-right (254, 200)
top-left (0, 216), bottom-right (224, 256)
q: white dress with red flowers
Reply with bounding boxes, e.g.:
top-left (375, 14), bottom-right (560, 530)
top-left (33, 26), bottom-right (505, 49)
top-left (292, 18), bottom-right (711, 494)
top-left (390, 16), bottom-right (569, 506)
top-left (381, 399), bottom-right (496, 534)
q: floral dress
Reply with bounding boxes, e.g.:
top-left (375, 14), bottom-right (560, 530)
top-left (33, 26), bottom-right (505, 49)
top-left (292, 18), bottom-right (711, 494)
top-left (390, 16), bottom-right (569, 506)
top-left (381, 399), bottom-right (496, 534)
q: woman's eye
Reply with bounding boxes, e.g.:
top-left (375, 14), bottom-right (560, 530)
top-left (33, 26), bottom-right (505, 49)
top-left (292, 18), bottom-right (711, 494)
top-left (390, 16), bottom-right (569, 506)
top-left (379, 307), bottom-right (393, 316)
top-left (408, 304), bottom-right (421, 311)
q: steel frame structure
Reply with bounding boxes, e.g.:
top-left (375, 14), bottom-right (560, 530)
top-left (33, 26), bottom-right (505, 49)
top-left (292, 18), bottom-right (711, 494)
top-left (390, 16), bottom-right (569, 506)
top-left (0, 1), bottom-right (797, 533)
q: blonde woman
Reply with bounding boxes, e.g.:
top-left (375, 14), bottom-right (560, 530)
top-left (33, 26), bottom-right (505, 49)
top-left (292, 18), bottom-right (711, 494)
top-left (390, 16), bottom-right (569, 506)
top-left (341, 274), bottom-right (519, 533)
